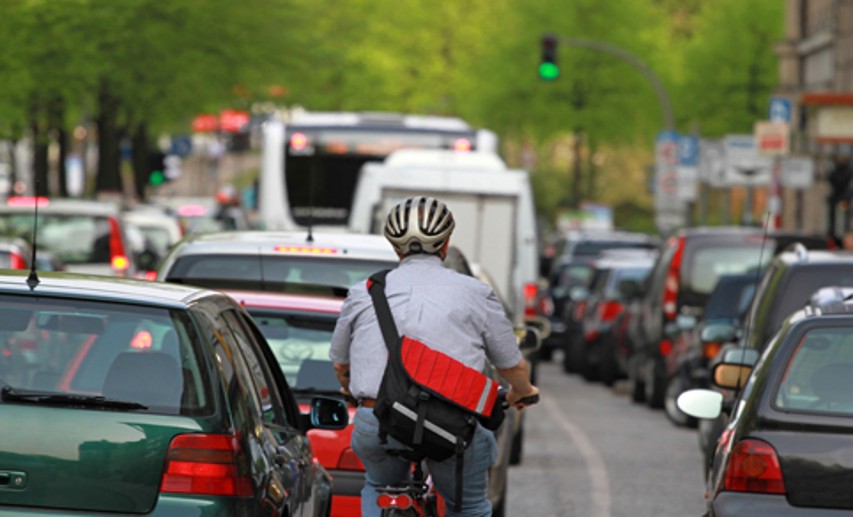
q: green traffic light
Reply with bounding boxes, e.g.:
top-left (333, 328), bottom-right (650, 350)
top-left (149, 170), bottom-right (166, 186)
top-left (539, 62), bottom-right (559, 80)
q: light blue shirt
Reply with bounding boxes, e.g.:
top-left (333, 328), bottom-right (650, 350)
top-left (330, 253), bottom-right (522, 400)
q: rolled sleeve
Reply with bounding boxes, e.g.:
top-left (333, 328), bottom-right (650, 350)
top-left (481, 289), bottom-right (523, 369)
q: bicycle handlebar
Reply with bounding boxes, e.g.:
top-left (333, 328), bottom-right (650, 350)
top-left (497, 388), bottom-right (540, 408)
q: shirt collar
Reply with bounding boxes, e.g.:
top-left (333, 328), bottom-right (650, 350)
top-left (400, 253), bottom-right (443, 266)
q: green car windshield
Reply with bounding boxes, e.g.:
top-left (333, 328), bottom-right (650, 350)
top-left (0, 295), bottom-right (212, 416)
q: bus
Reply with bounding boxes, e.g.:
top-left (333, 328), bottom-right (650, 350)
top-left (258, 111), bottom-right (498, 230)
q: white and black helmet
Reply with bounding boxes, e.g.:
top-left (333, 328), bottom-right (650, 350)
top-left (384, 196), bottom-right (455, 256)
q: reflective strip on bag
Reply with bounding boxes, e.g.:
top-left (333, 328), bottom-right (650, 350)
top-left (392, 402), bottom-right (459, 445)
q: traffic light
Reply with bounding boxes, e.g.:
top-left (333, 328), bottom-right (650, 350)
top-left (147, 150), bottom-right (167, 186)
top-left (539, 34), bottom-right (559, 80)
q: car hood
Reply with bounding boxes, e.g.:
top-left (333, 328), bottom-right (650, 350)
top-left (0, 404), bottom-right (204, 513)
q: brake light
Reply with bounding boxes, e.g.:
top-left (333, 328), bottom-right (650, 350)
top-left (337, 447), bottom-right (364, 470)
top-left (274, 246), bottom-right (338, 254)
top-left (703, 341), bottom-right (722, 360)
top-left (523, 282), bottom-right (538, 317)
top-left (7, 196), bottom-right (49, 207)
top-left (178, 205), bottom-right (207, 217)
top-left (662, 236), bottom-right (685, 320)
top-left (377, 493), bottom-right (413, 510)
top-left (108, 216), bottom-right (129, 273)
top-left (9, 251), bottom-right (27, 270)
top-left (290, 132), bottom-right (309, 151)
top-left (723, 439), bottom-right (786, 494)
top-left (573, 300), bottom-right (588, 321)
top-left (161, 434), bottom-right (253, 497)
top-left (659, 338), bottom-right (673, 356)
top-left (597, 300), bottom-right (624, 322)
top-left (453, 138), bottom-right (472, 152)
top-left (130, 330), bottom-right (153, 350)
top-left (538, 295), bottom-right (554, 317)
top-left (144, 270), bottom-right (159, 281)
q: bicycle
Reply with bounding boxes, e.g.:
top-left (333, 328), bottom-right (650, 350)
top-left (375, 390), bottom-right (539, 517)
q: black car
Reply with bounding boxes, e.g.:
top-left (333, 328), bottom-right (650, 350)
top-left (697, 245), bottom-right (853, 473)
top-left (0, 270), bottom-right (346, 516)
top-left (662, 272), bottom-right (758, 427)
top-left (678, 285), bottom-right (853, 516)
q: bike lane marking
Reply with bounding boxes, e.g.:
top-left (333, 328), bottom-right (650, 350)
top-left (542, 393), bottom-right (612, 517)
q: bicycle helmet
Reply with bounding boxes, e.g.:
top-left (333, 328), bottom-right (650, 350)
top-left (384, 196), bottom-right (455, 256)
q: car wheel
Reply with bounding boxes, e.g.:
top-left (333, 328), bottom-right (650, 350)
top-left (664, 373), bottom-right (697, 428)
top-left (644, 358), bottom-right (665, 409)
top-left (570, 337), bottom-right (588, 377)
top-left (562, 337), bottom-right (579, 374)
top-left (509, 419), bottom-right (523, 466)
top-left (627, 358), bottom-right (646, 403)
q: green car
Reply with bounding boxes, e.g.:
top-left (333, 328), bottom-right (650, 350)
top-left (0, 270), bottom-right (346, 516)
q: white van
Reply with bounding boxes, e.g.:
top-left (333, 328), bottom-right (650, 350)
top-left (348, 151), bottom-right (538, 325)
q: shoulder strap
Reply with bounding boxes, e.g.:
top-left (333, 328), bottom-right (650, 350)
top-left (367, 270), bottom-right (400, 353)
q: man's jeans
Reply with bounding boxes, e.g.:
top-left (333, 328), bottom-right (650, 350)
top-left (352, 406), bottom-right (498, 517)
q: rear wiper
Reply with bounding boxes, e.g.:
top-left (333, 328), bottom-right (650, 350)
top-left (1, 386), bottom-right (148, 410)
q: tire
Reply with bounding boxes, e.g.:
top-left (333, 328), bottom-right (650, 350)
top-left (664, 373), bottom-right (697, 428)
top-left (509, 419), bottom-right (523, 466)
top-left (570, 337), bottom-right (588, 377)
top-left (562, 336), bottom-right (579, 374)
top-left (627, 357), bottom-right (646, 403)
top-left (644, 358), bottom-right (665, 409)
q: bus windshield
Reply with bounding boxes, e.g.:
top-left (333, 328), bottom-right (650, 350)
top-left (284, 127), bottom-right (477, 226)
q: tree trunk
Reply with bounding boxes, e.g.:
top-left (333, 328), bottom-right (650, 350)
top-left (30, 96), bottom-right (49, 196)
top-left (131, 122), bottom-right (150, 201)
top-left (95, 80), bottom-right (123, 195)
top-left (49, 96), bottom-right (69, 197)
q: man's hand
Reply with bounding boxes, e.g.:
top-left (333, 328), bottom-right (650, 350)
top-left (333, 363), bottom-right (351, 391)
top-left (506, 385), bottom-right (540, 409)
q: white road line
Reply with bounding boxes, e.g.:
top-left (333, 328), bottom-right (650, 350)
top-left (542, 393), bottom-right (612, 517)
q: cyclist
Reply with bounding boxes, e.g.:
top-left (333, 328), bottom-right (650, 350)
top-left (330, 196), bottom-right (540, 517)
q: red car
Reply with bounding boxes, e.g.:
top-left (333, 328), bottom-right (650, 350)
top-left (222, 289), bottom-right (449, 517)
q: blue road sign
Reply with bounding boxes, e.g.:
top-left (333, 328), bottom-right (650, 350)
top-left (679, 135), bottom-right (699, 167)
top-left (769, 97), bottom-right (792, 123)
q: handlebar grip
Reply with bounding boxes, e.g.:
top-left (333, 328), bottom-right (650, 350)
top-left (517, 394), bottom-right (540, 405)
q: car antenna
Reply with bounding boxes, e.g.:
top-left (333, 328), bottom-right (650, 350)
top-left (306, 158), bottom-right (316, 243)
top-left (26, 180), bottom-right (41, 290)
top-left (734, 211), bottom-right (773, 392)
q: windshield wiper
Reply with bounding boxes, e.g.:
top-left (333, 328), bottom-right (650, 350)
top-left (1, 386), bottom-right (148, 410)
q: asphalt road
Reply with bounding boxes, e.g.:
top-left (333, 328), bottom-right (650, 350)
top-left (506, 359), bottom-right (707, 517)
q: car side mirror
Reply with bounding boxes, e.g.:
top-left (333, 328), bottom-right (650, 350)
top-left (569, 286), bottom-right (589, 301)
top-left (701, 322), bottom-right (737, 344)
top-left (306, 396), bottom-right (349, 430)
top-left (519, 326), bottom-right (542, 352)
top-left (676, 314), bottom-right (697, 331)
top-left (136, 250), bottom-right (160, 272)
top-left (676, 389), bottom-right (723, 420)
top-left (618, 278), bottom-right (640, 300)
top-left (712, 362), bottom-right (753, 390)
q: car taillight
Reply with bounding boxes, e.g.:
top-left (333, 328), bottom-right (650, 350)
top-left (662, 236), bottom-right (685, 320)
top-left (659, 338), bottom-right (673, 356)
top-left (573, 300), bottom-right (588, 321)
top-left (703, 341), bottom-right (722, 360)
top-left (160, 434), bottom-right (254, 497)
top-left (523, 282), bottom-right (538, 318)
top-left (723, 439), bottom-right (786, 494)
top-left (9, 251), bottom-right (26, 270)
top-left (538, 295), bottom-right (554, 317)
top-left (597, 300), bottom-right (624, 322)
top-left (337, 447), bottom-right (364, 470)
top-left (108, 216), bottom-right (130, 273)
top-left (377, 493), bottom-right (413, 510)
top-left (144, 270), bottom-right (159, 281)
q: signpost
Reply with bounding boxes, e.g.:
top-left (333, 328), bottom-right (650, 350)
top-left (654, 130), bottom-right (684, 231)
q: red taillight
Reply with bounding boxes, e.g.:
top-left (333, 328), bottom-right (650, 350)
top-left (662, 236), bottom-right (685, 320)
top-left (290, 132), bottom-right (309, 151)
top-left (597, 300), bottom-right (624, 322)
top-left (377, 493), bottom-right (413, 510)
top-left (723, 439), bottom-right (786, 494)
top-left (337, 447), bottom-right (365, 470)
top-left (7, 196), bottom-right (49, 207)
top-left (144, 270), bottom-right (159, 281)
top-left (160, 434), bottom-right (254, 497)
top-left (9, 251), bottom-right (27, 270)
top-left (453, 138), bottom-right (472, 152)
top-left (108, 216), bottom-right (130, 273)
top-left (538, 295), bottom-right (554, 317)
top-left (523, 282), bottom-right (538, 318)
top-left (659, 338), bottom-right (673, 356)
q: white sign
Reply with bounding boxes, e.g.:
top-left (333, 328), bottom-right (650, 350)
top-left (813, 106), bottom-right (853, 140)
top-left (780, 157), bottom-right (815, 189)
top-left (699, 139), bottom-right (726, 187)
top-left (722, 135), bottom-right (772, 186)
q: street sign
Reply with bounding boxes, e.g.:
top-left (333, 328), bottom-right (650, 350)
top-left (722, 134), bottom-right (772, 186)
top-left (677, 135), bottom-right (699, 201)
top-left (654, 130), bottom-right (685, 228)
top-left (699, 139), bottom-right (726, 186)
top-left (769, 96), bottom-right (792, 123)
top-left (780, 157), bottom-right (815, 189)
top-left (755, 121), bottom-right (790, 156)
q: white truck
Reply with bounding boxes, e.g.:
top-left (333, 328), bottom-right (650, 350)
top-left (348, 150), bottom-right (539, 326)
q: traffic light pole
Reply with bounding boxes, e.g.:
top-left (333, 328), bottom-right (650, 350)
top-left (555, 37), bottom-right (675, 131)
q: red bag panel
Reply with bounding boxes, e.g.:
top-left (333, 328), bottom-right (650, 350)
top-left (401, 336), bottom-right (498, 416)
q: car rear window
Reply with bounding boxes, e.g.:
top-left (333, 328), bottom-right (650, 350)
top-left (248, 309), bottom-right (338, 393)
top-left (0, 213), bottom-right (111, 265)
top-left (680, 241), bottom-right (768, 310)
top-left (0, 295), bottom-right (213, 416)
top-left (571, 240), bottom-right (656, 257)
top-left (775, 327), bottom-right (853, 415)
top-left (165, 254), bottom-right (394, 293)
